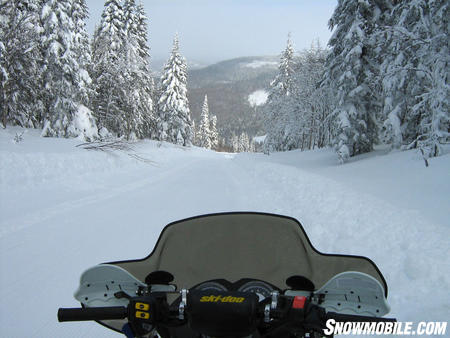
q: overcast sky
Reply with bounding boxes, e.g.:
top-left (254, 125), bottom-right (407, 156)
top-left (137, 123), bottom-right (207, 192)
top-left (85, 0), bottom-right (337, 65)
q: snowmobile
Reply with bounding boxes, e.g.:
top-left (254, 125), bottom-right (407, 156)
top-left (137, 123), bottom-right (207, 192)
top-left (58, 212), bottom-right (396, 337)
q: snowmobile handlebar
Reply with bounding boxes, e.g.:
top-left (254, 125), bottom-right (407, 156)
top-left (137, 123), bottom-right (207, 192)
top-left (58, 306), bottom-right (128, 322)
top-left (58, 290), bottom-right (396, 337)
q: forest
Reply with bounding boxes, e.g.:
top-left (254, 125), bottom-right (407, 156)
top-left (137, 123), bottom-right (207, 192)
top-left (0, 0), bottom-right (448, 161)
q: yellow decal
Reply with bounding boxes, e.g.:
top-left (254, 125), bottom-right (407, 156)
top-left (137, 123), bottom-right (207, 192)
top-left (135, 311), bottom-right (150, 319)
top-left (135, 302), bottom-right (150, 311)
top-left (200, 295), bottom-right (245, 303)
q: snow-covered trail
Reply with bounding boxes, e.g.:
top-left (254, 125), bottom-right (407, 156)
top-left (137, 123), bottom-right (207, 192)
top-left (0, 150), bottom-right (240, 337)
top-left (0, 132), bottom-right (448, 337)
top-left (0, 143), bottom-right (268, 337)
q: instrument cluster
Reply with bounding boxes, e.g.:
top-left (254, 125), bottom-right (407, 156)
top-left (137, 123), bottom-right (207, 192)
top-left (193, 278), bottom-right (280, 301)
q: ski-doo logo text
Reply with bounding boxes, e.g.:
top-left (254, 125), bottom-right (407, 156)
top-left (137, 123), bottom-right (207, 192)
top-left (324, 319), bottom-right (447, 335)
top-left (200, 295), bottom-right (245, 303)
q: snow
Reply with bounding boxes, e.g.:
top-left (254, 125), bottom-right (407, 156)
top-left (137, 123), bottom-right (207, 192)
top-left (243, 60), bottom-right (278, 69)
top-left (248, 90), bottom-right (268, 107)
top-left (0, 127), bottom-right (449, 337)
top-left (68, 104), bottom-right (99, 141)
top-left (253, 135), bottom-right (267, 144)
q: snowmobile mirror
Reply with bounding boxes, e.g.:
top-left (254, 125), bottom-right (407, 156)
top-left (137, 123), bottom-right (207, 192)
top-left (145, 270), bottom-right (174, 285)
top-left (286, 275), bottom-right (315, 291)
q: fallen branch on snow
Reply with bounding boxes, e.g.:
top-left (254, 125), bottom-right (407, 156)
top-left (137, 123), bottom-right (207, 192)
top-left (76, 140), bottom-right (156, 165)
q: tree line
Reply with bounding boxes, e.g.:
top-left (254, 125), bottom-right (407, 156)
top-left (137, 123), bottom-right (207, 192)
top-left (264, 0), bottom-right (448, 161)
top-left (0, 0), bottom-right (219, 149)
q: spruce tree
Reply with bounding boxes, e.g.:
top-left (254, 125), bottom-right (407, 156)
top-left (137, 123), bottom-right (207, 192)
top-left (210, 115), bottom-right (219, 150)
top-left (71, 0), bottom-right (93, 108)
top-left (324, 0), bottom-right (383, 162)
top-left (40, 0), bottom-right (96, 138)
top-left (263, 34), bottom-right (296, 152)
top-left (238, 132), bottom-right (250, 152)
top-left (294, 42), bottom-right (333, 150)
top-left (381, 0), bottom-right (449, 157)
top-left (157, 34), bottom-right (192, 146)
top-left (91, 0), bottom-right (125, 135)
top-left (120, 0), bottom-right (145, 139)
top-left (0, 0), bottom-right (42, 128)
top-left (135, 2), bottom-right (156, 138)
top-left (198, 95), bottom-right (211, 148)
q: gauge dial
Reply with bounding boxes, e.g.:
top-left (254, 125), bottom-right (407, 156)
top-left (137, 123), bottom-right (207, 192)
top-left (237, 280), bottom-right (274, 301)
top-left (194, 281), bottom-right (228, 292)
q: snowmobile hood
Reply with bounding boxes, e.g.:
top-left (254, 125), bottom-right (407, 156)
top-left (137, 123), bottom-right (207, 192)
top-left (108, 212), bottom-right (388, 296)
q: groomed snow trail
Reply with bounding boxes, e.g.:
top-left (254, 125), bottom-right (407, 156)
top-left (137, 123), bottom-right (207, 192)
top-left (0, 130), bottom-right (448, 337)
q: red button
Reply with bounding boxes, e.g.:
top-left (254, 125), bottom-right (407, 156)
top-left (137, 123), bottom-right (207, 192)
top-left (292, 296), bottom-right (307, 309)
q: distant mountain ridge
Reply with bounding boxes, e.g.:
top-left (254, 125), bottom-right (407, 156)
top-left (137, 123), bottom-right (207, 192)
top-left (189, 55), bottom-right (278, 88)
top-left (187, 56), bottom-right (279, 142)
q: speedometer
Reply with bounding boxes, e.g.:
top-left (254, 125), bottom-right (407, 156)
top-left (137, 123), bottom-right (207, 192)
top-left (237, 280), bottom-right (274, 301)
top-left (194, 280), bottom-right (228, 292)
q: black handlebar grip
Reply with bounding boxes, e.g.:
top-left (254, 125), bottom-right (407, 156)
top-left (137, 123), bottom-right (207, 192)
top-left (58, 306), bottom-right (128, 322)
top-left (326, 312), bottom-right (396, 323)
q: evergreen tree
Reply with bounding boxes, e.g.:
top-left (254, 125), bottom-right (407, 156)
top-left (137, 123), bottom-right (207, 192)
top-left (71, 0), bottom-right (92, 108)
top-left (238, 132), bottom-right (250, 152)
top-left (120, 0), bottom-right (145, 139)
top-left (0, 0), bottom-right (42, 128)
top-left (231, 134), bottom-right (239, 153)
top-left (381, 0), bottom-right (449, 157)
top-left (263, 34), bottom-right (296, 152)
top-left (323, 0), bottom-right (383, 162)
top-left (91, 0), bottom-right (125, 135)
top-left (294, 41), bottom-right (333, 150)
top-left (135, 2), bottom-right (156, 138)
top-left (210, 114), bottom-right (219, 150)
top-left (91, 0), bottom-right (154, 139)
top-left (191, 119), bottom-right (197, 145)
top-left (198, 95), bottom-right (211, 148)
top-left (40, 0), bottom-right (96, 138)
top-left (157, 34), bottom-right (192, 146)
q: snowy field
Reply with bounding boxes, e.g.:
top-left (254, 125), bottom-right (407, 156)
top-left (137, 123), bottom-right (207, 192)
top-left (0, 127), bottom-right (449, 337)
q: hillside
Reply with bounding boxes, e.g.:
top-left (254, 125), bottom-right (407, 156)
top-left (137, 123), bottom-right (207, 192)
top-left (187, 56), bottom-right (278, 141)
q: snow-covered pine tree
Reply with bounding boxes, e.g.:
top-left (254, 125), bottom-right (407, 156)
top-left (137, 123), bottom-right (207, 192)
top-left (71, 0), bottom-right (92, 108)
top-left (323, 0), bottom-right (383, 162)
top-left (263, 34), bottom-right (296, 152)
top-left (0, 0), bottom-right (42, 128)
top-left (238, 132), bottom-right (250, 152)
top-left (290, 41), bottom-right (332, 151)
top-left (210, 115), bottom-right (219, 150)
top-left (231, 134), bottom-right (239, 153)
top-left (381, 0), bottom-right (449, 157)
top-left (198, 95), bottom-right (211, 149)
top-left (379, 0), bottom-right (423, 150)
top-left (191, 119), bottom-right (197, 145)
top-left (91, 0), bottom-right (126, 136)
top-left (69, 0), bottom-right (98, 140)
top-left (157, 34), bottom-right (192, 146)
top-left (414, 0), bottom-right (449, 157)
top-left (40, 0), bottom-right (96, 138)
top-left (120, 0), bottom-right (146, 139)
top-left (135, 2), bottom-right (156, 138)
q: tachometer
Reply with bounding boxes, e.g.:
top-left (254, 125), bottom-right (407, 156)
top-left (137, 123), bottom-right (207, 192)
top-left (237, 280), bottom-right (274, 301)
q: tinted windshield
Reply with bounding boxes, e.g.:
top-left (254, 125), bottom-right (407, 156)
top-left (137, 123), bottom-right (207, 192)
top-left (112, 213), bottom-right (387, 296)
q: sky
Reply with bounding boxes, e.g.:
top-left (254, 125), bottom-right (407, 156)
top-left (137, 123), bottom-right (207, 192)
top-left (85, 0), bottom-right (337, 66)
